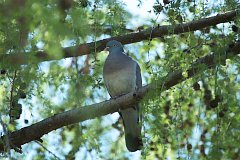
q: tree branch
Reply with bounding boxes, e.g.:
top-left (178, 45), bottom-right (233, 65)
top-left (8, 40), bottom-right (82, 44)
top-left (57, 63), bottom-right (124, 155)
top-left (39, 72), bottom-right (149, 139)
top-left (1, 41), bottom-right (239, 152)
top-left (1, 10), bottom-right (238, 67)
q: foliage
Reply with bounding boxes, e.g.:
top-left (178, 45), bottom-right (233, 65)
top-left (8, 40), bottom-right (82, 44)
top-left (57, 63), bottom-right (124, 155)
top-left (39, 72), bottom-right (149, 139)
top-left (0, 0), bottom-right (239, 159)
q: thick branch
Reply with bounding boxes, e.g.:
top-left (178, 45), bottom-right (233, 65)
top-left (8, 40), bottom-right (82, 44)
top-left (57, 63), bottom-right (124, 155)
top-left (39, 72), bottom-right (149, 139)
top-left (1, 10), bottom-right (238, 66)
top-left (1, 42), bottom-right (239, 152)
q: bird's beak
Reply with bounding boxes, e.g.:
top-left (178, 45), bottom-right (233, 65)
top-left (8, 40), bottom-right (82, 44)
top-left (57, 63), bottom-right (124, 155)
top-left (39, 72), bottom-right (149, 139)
top-left (104, 47), bottom-right (109, 51)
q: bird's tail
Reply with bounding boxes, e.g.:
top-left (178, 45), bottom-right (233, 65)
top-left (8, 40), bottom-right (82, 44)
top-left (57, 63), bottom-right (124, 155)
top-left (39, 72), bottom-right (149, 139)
top-left (119, 105), bottom-right (142, 152)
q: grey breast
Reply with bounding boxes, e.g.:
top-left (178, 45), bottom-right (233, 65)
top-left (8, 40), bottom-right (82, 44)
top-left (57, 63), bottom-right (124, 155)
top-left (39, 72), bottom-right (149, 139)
top-left (103, 53), bottom-right (137, 97)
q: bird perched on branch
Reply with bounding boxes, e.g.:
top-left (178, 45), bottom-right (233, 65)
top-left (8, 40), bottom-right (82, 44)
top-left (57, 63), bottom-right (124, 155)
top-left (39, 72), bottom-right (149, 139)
top-left (103, 40), bottom-right (142, 152)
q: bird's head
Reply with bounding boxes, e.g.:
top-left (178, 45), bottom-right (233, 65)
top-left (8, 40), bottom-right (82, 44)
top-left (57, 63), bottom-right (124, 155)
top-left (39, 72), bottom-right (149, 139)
top-left (105, 40), bottom-right (124, 53)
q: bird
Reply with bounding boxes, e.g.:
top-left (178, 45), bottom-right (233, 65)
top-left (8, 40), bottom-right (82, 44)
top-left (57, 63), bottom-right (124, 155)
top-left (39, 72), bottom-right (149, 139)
top-left (103, 40), bottom-right (142, 152)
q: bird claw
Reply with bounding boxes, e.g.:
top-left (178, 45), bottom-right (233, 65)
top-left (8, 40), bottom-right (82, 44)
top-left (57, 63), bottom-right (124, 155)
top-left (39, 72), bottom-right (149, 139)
top-left (36, 137), bottom-right (43, 143)
top-left (13, 146), bottom-right (22, 153)
top-left (9, 141), bottom-right (22, 153)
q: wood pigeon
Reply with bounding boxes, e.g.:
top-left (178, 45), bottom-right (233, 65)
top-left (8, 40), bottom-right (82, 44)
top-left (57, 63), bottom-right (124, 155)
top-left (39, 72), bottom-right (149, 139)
top-left (103, 40), bottom-right (142, 152)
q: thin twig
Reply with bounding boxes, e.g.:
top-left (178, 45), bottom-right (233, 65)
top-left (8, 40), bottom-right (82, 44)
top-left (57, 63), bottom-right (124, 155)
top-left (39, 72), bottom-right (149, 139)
top-left (146, 13), bottom-right (161, 74)
top-left (0, 113), bottom-right (11, 159)
top-left (34, 141), bottom-right (62, 160)
top-left (10, 70), bottom-right (17, 123)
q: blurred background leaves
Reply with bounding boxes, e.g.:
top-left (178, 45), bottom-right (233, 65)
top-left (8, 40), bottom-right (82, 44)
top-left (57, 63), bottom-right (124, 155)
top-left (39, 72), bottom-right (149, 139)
top-left (0, 0), bottom-right (239, 159)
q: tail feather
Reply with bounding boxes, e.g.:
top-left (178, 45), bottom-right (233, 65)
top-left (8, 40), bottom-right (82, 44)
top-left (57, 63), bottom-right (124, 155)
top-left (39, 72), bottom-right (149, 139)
top-left (119, 106), bottom-right (142, 152)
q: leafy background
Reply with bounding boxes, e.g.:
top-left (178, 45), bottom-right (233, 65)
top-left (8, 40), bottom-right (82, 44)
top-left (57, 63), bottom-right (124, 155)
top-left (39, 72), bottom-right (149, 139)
top-left (0, 0), bottom-right (239, 159)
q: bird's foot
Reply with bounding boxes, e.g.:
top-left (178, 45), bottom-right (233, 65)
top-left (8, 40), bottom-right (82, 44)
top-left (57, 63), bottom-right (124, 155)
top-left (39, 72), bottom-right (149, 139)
top-left (110, 93), bottom-right (126, 100)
